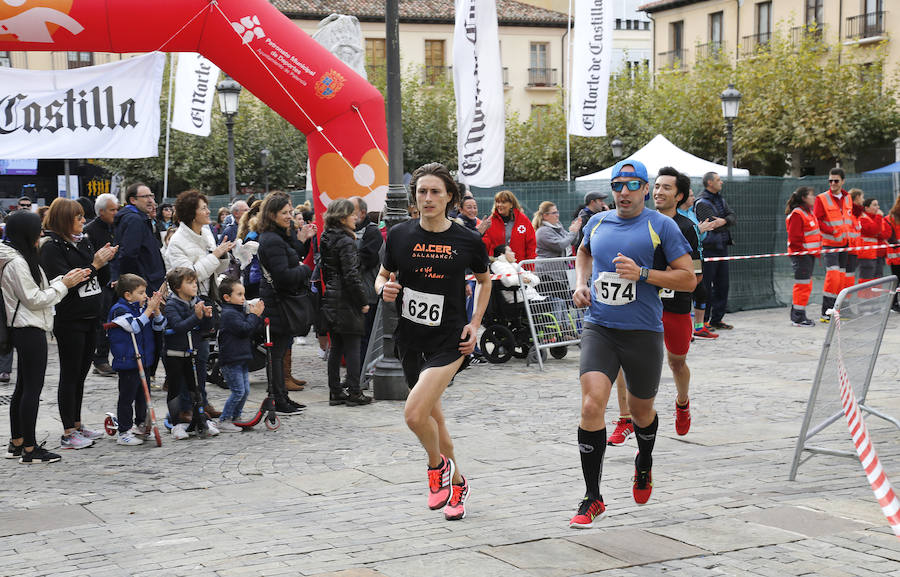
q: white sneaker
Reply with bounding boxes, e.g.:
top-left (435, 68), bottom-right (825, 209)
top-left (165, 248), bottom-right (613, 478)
top-left (116, 431), bottom-right (144, 446)
top-left (205, 420), bottom-right (220, 436)
top-left (131, 425), bottom-right (149, 440)
top-left (317, 348), bottom-right (328, 360)
top-left (295, 336), bottom-right (308, 346)
top-left (217, 420), bottom-right (242, 433)
top-left (171, 423), bottom-right (189, 440)
top-left (77, 427), bottom-right (104, 441)
top-left (61, 431), bottom-right (93, 450)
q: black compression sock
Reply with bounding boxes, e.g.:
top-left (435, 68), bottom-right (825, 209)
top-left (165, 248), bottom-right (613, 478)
top-left (578, 427), bottom-right (606, 500)
top-left (634, 414), bottom-right (658, 471)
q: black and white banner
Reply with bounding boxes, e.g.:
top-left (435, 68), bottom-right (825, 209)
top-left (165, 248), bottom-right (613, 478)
top-left (0, 52), bottom-right (165, 159)
top-left (171, 53), bottom-right (220, 137)
top-left (453, 0), bottom-right (504, 187)
top-left (568, 0), bottom-right (612, 137)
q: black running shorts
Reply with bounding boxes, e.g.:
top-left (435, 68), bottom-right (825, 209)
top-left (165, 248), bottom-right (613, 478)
top-left (398, 348), bottom-right (469, 389)
top-left (579, 322), bottom-right (664, 400)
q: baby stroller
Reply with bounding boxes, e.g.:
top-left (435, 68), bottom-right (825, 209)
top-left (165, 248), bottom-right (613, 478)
top-left (479, 280), bottom-right (568, 364)
top-left (207, 328), bottom-right (268, 388)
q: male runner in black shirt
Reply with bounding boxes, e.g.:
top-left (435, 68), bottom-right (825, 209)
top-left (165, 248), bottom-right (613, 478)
top-left (376, 163), bottom-right (492, 521)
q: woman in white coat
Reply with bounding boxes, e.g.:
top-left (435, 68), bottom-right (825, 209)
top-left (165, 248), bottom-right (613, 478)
top-left (2, 211), bottom-right (90, 464)
top-left (165, 190), bottom-right (234, 417)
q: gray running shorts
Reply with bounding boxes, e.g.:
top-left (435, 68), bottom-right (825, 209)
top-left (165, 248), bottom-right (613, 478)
top-left (579, 322), bottom-right (664, 400)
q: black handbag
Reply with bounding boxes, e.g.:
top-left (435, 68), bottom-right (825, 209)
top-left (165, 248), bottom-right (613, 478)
top-left (260, 263), bottom-right (313, 337)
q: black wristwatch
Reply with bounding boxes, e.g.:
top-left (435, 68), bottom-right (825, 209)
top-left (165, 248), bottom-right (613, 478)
top-left (639, 267), bottom-right (650, 282)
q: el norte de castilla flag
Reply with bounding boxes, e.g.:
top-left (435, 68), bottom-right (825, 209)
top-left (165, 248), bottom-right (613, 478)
top-left (171, 53), bottom-right (220, 137)
top-left (453, 0), bottom-right (505, 187)
top-left (568, 0), bottom-right (612, 137)
top-left (0, 52), bottom-right (165, 159)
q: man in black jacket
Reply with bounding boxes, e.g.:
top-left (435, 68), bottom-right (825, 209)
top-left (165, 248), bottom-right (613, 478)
top-left (112, 183), bottom-right (166, 291)
top-left (86, 193), bottom-right (119, 377)
top-left (349, 196), bottom-right (384, 370)
top-left (573, 190), bottom-right (610, 252)
top-left (694, 172), bottom-right (737, 330)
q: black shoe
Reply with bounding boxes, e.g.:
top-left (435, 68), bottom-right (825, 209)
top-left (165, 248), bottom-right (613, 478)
top-left (345, 390), bottom-right (372, 406)
top-left (286, 398), bottom-right (306, 410)
top-left (329, 388), bottom-right (350, 406)
top-left (5, 440), bottom-right (22, 459)
top-left (92, 363), bottom-right (115, 377)
top-left (274, 400), bottom-right (298, 414)
top-left (892, 303), bottom-right (900, 313)
top-left (19, 445), bottom-right (61, 464)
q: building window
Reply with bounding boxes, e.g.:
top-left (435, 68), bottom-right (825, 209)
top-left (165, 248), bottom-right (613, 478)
top-left (0, 51), bottom-right (10, 67)
top-left (805, 0), bottom-right (823, 28)
top-left (756, 2), bottom-right (772, 44)
top-left (709, 12), bottom-right (723, 45)
top-left (529, 42), bottom-right (556, 86)
top-left (615, 18), bottom-right (622, 30)
top-left (670, 21), bottom-right (684, 52)
top-left (424, 39), bottom-right (445, 84)
top-left (365, 38), bottom-right (385, 68)
top-left (67, 51), bottom-right (93, 69)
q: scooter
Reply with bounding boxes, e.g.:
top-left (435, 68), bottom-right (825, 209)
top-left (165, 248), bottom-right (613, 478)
top-left (101, 319), bottom-right (162, 447)
top-left (165, 330), bottom-right (210, 438)
top-left (233, 318), bottom-right (280, 431)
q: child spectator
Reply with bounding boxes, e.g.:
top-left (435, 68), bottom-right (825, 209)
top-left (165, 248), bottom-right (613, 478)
top-left (163, 267), bottom-right (217, 440)
top-left (108, 273), bottom-right (166, 446)
top-left (216, 278), bottom-right (265, 431)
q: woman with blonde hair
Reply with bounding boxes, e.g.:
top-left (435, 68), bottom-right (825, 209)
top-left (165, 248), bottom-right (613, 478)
top-left (480, 189), bottom-right (536, 266)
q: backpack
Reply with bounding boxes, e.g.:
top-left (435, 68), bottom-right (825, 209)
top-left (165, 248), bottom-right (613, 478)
top-left (0, 261), bottom-right (21, 355)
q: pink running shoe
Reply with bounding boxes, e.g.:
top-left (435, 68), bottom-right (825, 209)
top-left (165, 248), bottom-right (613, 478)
top-left (427, 455), bottom-right (455, 510)
top-left (443, 476), bottom-right (469, 520)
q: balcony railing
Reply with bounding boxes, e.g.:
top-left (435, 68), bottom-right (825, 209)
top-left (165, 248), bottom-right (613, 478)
top-left (791, 24), bottom-right (824, 45)
top-left (741, 32), bottom-right (771, 54)
top-left (657, 49), bottom-right (686, 70)
top-left (695, 41), bottom-right (725, 63)
top-left (846, 11), bottom-right (885, 40)
top-left (527, 67), bottom-right (557, 87)
top-left (424, 65), bottom-right (450, 85)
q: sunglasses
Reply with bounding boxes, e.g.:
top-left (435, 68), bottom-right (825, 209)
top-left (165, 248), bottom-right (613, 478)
top-left (828, 179), bottom-right (841, 183)
top-left (610, 180), bottom-right (644, 192)
top-left (18, 204), bottom-right (31, 208)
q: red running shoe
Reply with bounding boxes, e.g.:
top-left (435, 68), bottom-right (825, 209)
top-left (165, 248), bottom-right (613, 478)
top-left (427, 455), bottom-right (455, 510)
top-left (569, 496), bottom-right (606, 528)
top-left (632, 454), bottom-right (653, 504)
top-left (607, 417), bottom-right (634, 446)
top-left (443, 476), bottom-right (469, 520)
top-left (692, 326), bottom-right (718, 339)
top-left (675, 400), bottom-right (691, 436)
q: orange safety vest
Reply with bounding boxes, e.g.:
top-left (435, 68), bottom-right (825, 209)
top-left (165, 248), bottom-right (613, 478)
top-left (785, 207), bottom-right (821, 252)
top-left (847, 208), bottom-right (862, 248)
top-left (857, 213), bottom-right (881, 260)
top-left (816, 191), bottom-right (853, 247)
top-left (886, 215), bottom-right (900, 265)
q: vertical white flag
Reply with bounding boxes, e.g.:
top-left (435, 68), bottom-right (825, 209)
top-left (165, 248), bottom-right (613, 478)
top-left (171, 53), bottom-right (220, 137)
top-left (568, 0), bottom-right (612, 137)
top-left (453, 0), bottom-right (505, 187)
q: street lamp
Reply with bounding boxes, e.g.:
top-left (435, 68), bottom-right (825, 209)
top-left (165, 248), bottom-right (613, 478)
top-left (611, 138), bottom-right (624, 160)
top-left (260, 148), bottom-right (270, 195)
top-left (217, 76), bottom-right (242, 199)
top-left (720, 83), bottom-right (742, 178)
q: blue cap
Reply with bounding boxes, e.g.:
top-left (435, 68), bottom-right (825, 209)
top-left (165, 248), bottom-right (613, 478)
top-left (610, 159), bottom-right (649, 183)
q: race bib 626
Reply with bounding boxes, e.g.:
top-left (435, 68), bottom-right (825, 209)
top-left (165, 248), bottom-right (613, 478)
top-left (401, 287), bottom-right (445, 326)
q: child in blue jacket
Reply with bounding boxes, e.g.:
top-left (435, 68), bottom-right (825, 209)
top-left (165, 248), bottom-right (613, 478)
top-left (216, 278), bottom-right (265, 432)
top-left (163, 267), bottom-right (216, 440)
top-left (108, 273), bottom-right (166, 446)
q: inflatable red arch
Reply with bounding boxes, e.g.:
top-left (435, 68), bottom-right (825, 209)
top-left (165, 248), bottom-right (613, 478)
top-left (0, 0), bottom-right (389, 213)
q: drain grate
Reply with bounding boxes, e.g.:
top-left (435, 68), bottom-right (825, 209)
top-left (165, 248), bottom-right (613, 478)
top-left (0, 394), bottom-right (11, 406)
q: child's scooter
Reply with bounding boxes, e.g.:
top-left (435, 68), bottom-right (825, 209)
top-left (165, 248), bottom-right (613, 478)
top-left (165, 330), bottom-right (210, 437)
top-left (101, 319), bottom-right (162, 447)
top-left (233, 318), bottom-right (280, 431)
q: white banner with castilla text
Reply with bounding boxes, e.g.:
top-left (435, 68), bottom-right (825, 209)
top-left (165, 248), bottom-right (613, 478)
top-left (568, 0), bottom-right (612, 137)
top-left (171, 53), bottom-right (220, 137)
top-left (0, 52), bottom-right (165, 159)
top-left (453, 0), bottom-right (505, 187)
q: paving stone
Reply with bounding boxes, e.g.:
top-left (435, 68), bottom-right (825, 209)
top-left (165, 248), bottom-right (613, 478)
top-left (737, 505), bottom-right (873, 538)
top-left (0, 505), bottom-right (101, 537)
top-left (568, 527), bottom-right (709, 566)
top-left (647, 518), bottom-right (806, 554)
top-left (481, 538), bottom-right (625, 575)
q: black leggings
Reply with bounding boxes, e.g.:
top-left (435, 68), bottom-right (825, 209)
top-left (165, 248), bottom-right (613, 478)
top-left (270, 332), bottom-right (292, 401)
top-left (328, 332), bottom-right (361, 392)
top-left (55, 319), bottom-right (97, 430)
top-left (9, 327), bottom-right (48, 447)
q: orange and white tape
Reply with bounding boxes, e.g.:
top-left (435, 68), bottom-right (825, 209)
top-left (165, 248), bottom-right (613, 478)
top-left (834, 310), bottom-right (900, 538)
top-left (704, 243), bottom-right (900, 262)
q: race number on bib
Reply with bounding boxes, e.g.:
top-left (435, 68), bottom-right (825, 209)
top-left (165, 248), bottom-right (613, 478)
top-left (593, 272), bottom-right (636, 306)
top-left (401, 287), bottom-right (445, 326)
top-left (77, 276), bottom-right (102, 298)
top-left (659, 288), bottom-right (675, 300)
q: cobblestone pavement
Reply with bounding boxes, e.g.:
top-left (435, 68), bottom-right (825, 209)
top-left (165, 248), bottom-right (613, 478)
top-left (0, 306), bottom-right (899, 577)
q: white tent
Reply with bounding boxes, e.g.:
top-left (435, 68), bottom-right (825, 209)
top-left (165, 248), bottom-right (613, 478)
top-left (576, 134), bottom-right (750, 181)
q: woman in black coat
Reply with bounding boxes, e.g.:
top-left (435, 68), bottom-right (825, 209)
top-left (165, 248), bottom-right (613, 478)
top-left (256, 192), bottom-right (316, 413)
top-left (40, 198), bottom-right (117, 449)
top-left (319, 199), bottom-right (372, 407)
